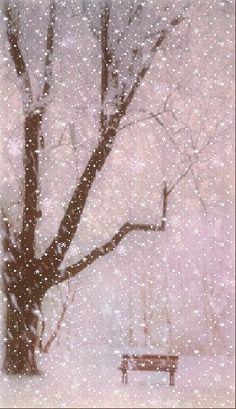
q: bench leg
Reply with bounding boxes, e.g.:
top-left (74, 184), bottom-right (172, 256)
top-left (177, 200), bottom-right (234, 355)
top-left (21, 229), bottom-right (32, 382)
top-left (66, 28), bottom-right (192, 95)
top-left (169, 371), bottom-right (175, 386)
top-left (122, 371), bottom-right (128, 384)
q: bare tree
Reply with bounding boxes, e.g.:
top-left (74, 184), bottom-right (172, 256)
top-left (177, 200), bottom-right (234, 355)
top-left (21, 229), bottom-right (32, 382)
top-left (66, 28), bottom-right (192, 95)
top-left (2, 0), bottom-right (206, 375)
top-left (2, 0), bottom-right (56, 374)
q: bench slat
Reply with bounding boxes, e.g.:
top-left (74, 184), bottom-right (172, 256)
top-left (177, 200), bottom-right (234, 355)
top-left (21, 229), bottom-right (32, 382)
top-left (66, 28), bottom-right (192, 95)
top-left (120, 354), bottom-right (178, 371)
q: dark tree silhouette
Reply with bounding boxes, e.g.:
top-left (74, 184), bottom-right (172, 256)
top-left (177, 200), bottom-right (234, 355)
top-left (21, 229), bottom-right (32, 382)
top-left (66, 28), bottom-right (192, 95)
top-left (2, 0), bottom-right (185, 374)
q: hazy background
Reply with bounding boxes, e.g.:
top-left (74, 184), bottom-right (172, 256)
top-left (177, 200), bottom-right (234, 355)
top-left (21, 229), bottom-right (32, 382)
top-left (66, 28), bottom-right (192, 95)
top-left (0, 0), bottom-right (234, 370)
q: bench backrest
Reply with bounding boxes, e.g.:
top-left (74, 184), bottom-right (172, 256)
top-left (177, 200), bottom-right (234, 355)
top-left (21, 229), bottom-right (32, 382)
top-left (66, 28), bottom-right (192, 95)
top-left (121, 354), bottom-right (178, 371)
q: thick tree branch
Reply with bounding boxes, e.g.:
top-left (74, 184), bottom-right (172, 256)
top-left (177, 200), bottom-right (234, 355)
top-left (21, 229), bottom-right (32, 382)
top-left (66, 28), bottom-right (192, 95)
top-left (4, 3), bottom-right (38, 257)
top-left (41, 4), bottom-right (123, 269)
top-left (100, 3), bottom-right (121, 130)
top-left (4, 2), bottom-right (33, 110)
top-left (100, 2), bottom-right (111, 131)
top-left (42, 1), bottom-right (56, 99)
top-left (40, 13), bottom-right (184, 274)
top-left (5, 2), bottom-right (56, 258)
top-left (41, 122), bottom-right (120, 270)
top-left (56, 183), bottom-right (169, 284)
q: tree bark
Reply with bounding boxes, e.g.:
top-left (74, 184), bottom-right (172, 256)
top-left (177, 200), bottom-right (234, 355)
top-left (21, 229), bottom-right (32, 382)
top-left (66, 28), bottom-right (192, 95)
top-left (1, 109), bottom-right (44, 374)
top-left (2, 262), bottom-right (43, 375)
top-left (2, 228), bottom-right (45, 375)
top-left (3, 297), bottom-right (40, 375)
top-left (21, 111), bottom-right (42, 259)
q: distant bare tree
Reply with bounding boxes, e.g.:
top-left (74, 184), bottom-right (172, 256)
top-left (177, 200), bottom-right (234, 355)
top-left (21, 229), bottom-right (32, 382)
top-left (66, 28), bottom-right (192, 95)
top-left (39, 282), bottom-right (76, 353)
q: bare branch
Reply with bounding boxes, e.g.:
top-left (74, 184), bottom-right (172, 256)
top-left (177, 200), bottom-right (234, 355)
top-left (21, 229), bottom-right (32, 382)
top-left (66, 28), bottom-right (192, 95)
top-left (40, 4), bottom-right (123, 269)
top-left (100, 2), bottom-right (111, 131)
top-left (40, 121), bottom-right (120, 270)
top-left (1, 207), bottom-right (20, 264)
top-left (115, 2), bottom-right (144, 45)
top-left (191, 169), bottom-right (207, 214)
top-left (68, 2), bottom-right (100, 40)
top-left (3, 88), bottom-right (17, 103)
top-left (168, 159), bottom-right (194, 195)
top-left (46, 123), bottom-right (69, 155)
top-left (119, 112), bottom-right (163, 132)
top-left (40, 12), bottom-right (185, 274)
top-left (120, 15), bottom-right (185, 115)
top-left (119, 94), bottom-right (170, 133)
top-left (128, 2), bottom-right (143, 26)
top-left (39, 284), bottom-right (75, 353)
top-left (56, 182), bottom-right (168, 284)
top-left (4, 1), bottom-right (57, 257)
top-left (81, 0), bottom-right (100, 40)
top-left (42, 1), bottom-right (56, 99)
top-left (3, 1), bottom-right (33, 109)
top-left (167, 130), bottom-right (216, 196)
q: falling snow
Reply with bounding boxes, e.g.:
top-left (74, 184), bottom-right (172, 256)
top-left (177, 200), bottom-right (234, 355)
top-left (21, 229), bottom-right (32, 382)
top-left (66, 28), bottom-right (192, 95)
top-left (0, 0), bottom-right (234, 408)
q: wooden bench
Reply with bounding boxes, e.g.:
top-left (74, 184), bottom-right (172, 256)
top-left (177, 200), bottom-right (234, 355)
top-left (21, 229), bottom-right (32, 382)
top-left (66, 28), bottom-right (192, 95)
top-left (119, 354), bottom-right (179, 386)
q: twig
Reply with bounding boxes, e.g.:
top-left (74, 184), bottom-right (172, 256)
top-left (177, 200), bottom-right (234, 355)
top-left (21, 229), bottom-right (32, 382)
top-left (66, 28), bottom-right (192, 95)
top-left (191, 169), bottom-right (207, 214)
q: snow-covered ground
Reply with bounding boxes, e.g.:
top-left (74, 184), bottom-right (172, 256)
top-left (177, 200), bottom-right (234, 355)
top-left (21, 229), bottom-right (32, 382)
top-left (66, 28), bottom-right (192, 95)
top-left (0, 349), bottom-right (234, 408)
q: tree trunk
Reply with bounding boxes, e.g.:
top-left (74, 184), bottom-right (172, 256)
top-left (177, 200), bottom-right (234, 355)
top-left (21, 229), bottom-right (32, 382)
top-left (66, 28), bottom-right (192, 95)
top-left (2, 258), bottom-right (44, 375)
top-left (3, 297), bottom-right (41, 375)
